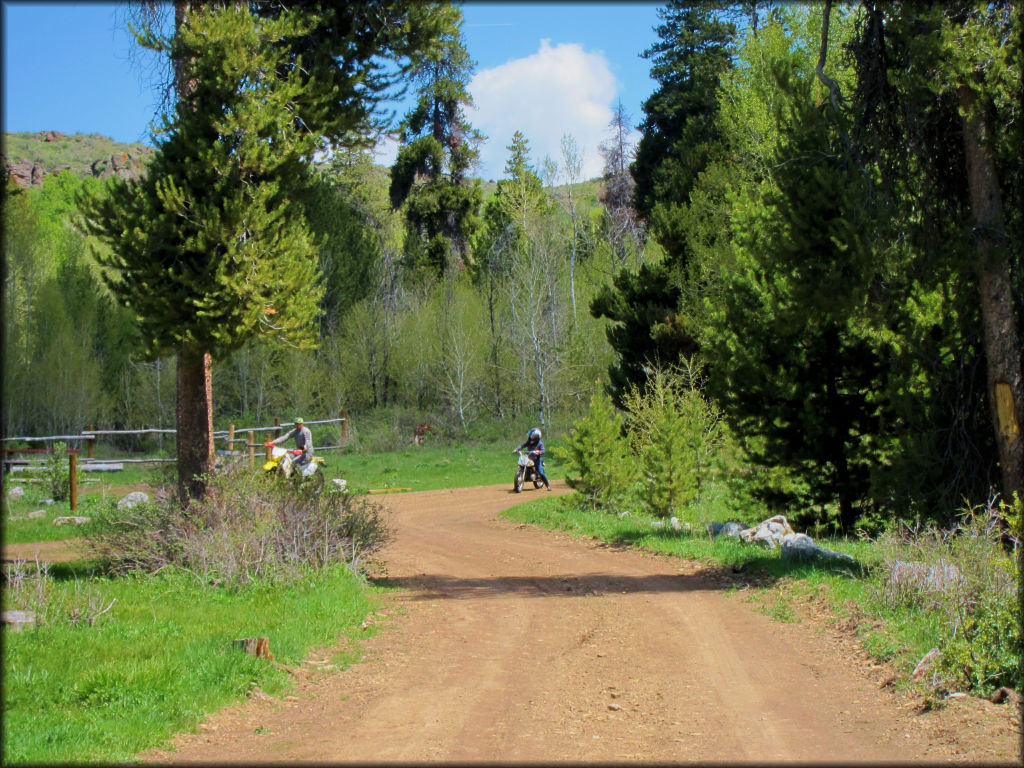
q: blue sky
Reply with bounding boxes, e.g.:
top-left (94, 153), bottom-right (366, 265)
top-left (2, 1), bottom-right (663, 180)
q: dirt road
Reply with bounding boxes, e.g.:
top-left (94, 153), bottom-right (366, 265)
top-left (138, 482), bottom-right (1018, 763)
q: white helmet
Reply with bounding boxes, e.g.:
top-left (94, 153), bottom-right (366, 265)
top-left (527, 428), bottom-right (541, 441)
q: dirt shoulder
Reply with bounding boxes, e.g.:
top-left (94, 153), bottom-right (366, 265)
top-left (128, 482), bottom-right (1021, 763)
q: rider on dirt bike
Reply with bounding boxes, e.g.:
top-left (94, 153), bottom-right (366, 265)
top-left (270, 417), bottom-right (314, 474)
top-left (513, 428), bottom-right (551, 491)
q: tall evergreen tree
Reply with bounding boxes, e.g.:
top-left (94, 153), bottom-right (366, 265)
top-left (389, 3), bottom-right (484, 276)
top-left (593, 2), bottom-right (738, 405)
top-left (80, 3), bottom-right (446, 498)
top-left (846, 0), bottom-right (1023, 510)
top-left (632, 0), bottom-right (737, 260)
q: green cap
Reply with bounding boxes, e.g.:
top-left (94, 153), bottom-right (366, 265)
top-left (294, 417), bottom-right (304, 424)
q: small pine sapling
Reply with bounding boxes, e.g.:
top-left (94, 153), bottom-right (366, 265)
top-left (554, 388), bottom-right (635, 511)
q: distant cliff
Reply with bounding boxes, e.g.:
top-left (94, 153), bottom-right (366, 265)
top-left (2, 131), bottom-right (155, 188)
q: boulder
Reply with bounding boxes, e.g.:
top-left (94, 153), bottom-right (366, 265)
top-left (2, 610), bottom-right (37, 632)
top-left (7, 486), bottom-right (24, 501)
top-left (707, 521), bottom-right (748, 539)
top-left (54, 516), bottom-right (90, 526)
top-left (780, 532), bottom-right (819, 560)
top-left (27, 510), bottom-right (47, 519)
top-left (118, 491), bottom-right (150, 509)
top-left (739, 515), bottom-right (795, 548)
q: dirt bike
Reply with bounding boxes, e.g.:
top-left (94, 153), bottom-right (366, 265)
top-left (514, 450), bottom-right (545, 493)
top-left (262, 442), bottom-right (326, 490)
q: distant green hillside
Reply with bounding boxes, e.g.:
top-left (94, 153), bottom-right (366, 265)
top-left (3, 134), bottom-right (153, 179)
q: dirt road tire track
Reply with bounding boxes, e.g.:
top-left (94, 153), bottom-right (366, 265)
top-left (118, 482), bottom-right (1017, 762)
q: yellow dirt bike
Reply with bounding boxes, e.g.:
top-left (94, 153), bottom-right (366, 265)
top-left (262, 442), bottom-right (326, 490)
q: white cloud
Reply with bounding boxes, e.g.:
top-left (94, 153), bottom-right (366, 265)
top-left (467, 39), bottom-right (619, 182)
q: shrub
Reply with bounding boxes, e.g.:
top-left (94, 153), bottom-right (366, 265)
top-left (553, 388), bottom-right (635, 511)
top-left (83, 464), bottom-right (390, 588)
top-left (869, 497), bottom-right (1021, 695)
top-left (623, 364), bottom-right (731, 521)
top-left (45, 441), bottom-right (71, 502)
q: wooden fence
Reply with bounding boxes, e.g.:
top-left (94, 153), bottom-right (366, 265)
top-left (2, 413), bottom-right (348, 511)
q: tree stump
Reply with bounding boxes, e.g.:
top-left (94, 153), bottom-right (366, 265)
top-left (233, 637), bottom-right (273, 661)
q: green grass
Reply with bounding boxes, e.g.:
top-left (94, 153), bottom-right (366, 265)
top-left (2, 563), bottom-right (380, 764)
top-left (325, 441), bottom-right (561, 492)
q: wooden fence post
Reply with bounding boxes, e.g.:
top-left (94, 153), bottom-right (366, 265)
top-left (274, 418), bottom-right (281, 440)
top-left (248, 430), bottom-right (255, 469)
top-left (69, 452), bottom-right (78, 512)
top-left (227, 424), bottom-right (235, 454)
top-left (87, 426), bottom-right (94, 459)
top-left (341, 409), bottom-right (347, 441)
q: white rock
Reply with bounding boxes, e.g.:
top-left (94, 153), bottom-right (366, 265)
top-left (27, 510), bottom-right (47, 519)
top-left (7, 486), bottom-right (24, 501)
top-left (781, 533), bottom-right (820, 560)
top-left (118, 491), bottom-right (150, 509)
top-left (739, 515), bottom-right (795, 548)
top-left (2, 610), bottom-right (36, 632)
top-left (54, 516), bottom-right (90, 526)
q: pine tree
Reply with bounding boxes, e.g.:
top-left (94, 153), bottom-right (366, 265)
top-left (389, 3), bottom-right (484, 276)
top-left (554, 388), bottom-right (636, 511)
top-left (592, 2), bottom-right (737, 405)
top-left (80, 4), bottom-right (446, 498)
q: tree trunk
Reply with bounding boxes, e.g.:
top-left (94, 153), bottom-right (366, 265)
top-left (176, 343), bottom-right (214, 499)
top-left (958, 84), bottom-right (1024, 506)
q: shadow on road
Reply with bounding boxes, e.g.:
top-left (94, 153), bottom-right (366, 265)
top-left (370, 570), bottom-right (753, 600)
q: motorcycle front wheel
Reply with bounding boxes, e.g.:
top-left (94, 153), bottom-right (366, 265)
top-left (514, 466), bottom-right (524, 493)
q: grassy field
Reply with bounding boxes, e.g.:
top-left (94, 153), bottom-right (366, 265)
top-left (2, 562), bottom-right (379, 763)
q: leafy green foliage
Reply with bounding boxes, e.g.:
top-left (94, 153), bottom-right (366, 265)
top-left (554, 388), bottom-right (635, 510)
top-left (624, 365), bottom-right (729, 520)
top-left (44, 442), bottom-right (71, 502)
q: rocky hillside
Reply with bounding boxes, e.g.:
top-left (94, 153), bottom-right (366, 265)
top-left (2, 131), bottom-right (155, 188)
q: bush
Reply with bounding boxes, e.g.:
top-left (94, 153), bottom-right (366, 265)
top-left (83, 464), bottom-right (390, 588)
top-left (623, 364), bottom-right (731, 521)
top-left (45, 441), bottom-right (71, 502)
top-left (869, 497), bottom-right (1021, 695)
top-left (554, 388), bottom-right (635, 511)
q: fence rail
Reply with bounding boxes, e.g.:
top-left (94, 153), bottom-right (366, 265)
top-left (3, 415), bottom-right (347, 446)
top-left (2, 413), bottom-right (350, 496)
